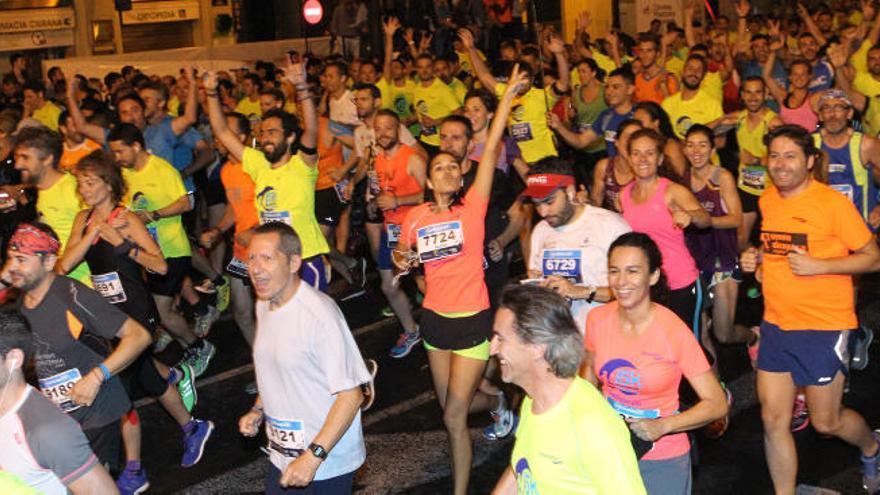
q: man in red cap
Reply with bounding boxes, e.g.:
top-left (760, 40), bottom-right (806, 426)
top-left (522, 157), bottom-right (632, 330)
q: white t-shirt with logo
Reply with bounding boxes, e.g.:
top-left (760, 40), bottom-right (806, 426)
top-left (529, 205), bottom-right (631, 330)
top-left (253, 281), bottom-right (372, 479)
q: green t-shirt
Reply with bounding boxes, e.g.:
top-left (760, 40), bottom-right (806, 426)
top-left (242, 147), bottom-right (329, 259)
top-left (123, 154), bottom-right (192, 259)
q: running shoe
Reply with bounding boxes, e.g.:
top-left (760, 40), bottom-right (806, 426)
top-left (185, 340), bottom-right (216, 378)
top-left (852, 326), bottom-right (874, 371)
top-left (791, 395), bottom-right (810, 432)
top-left (153, 329), bottom-right (174, 353)
top-left (116, 467), bottom-right (150, 495)
top-left (389, 329), bottom-right (421, 358)
top-left (862, 430), bottom-right (880, 493)
top-left (361, 359), bottom-right (378, 411)
top-left (703, 384), bottom-right (733, 440)
top-left (177, 363), bottom-right (197, 413)
top-left (483, 394), bottom-right (517, 441)
top-left (216, 276), bottom-right (231, 313)
top-left (349, 258), bottom-right (367, 289)
top-left (181, 419), bottom-right (214, 468)
top-left (194, 306), bottom-right (220, 338)
top-left (194, 278), bottom-right (217, 294)
top-left (244, 381), bottom-right (258, 395)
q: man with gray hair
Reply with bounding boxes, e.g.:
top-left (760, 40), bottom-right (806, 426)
top-left (490, 284), bottom-right (646, 495)
top-left (237, 222), bottom-right (374, 493)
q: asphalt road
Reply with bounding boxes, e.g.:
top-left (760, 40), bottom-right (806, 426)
top-left (131, 274), bottom-right (880, 494)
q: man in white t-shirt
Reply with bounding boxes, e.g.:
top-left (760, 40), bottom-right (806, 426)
top-left (522, 159), bottom-right (631, 329)
top-left (238, 222), bottom-right (372, 493)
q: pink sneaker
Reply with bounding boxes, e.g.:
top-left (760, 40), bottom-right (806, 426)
top-left (791, 395), bottom-right (810, 432)
top-left (747, 326), bottom-right (760, 369)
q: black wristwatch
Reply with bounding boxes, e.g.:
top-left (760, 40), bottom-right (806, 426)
top-left (308, 442), bottom-right (328, 460)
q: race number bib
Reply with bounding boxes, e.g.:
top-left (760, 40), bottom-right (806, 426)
top-left (541, 250), bottom-right (583, 283)
top-left (334, 177), bottom-right (351, 204)
top-left (607, 397), bottom-right (661, 419)
top-left (417, 221), bottom-right (464, 263)
top-left (39, 369), bottom-right (82, 413)
top-left (510, 123), bottom-right (534, 142)
top-left (91, 272), bottom-right (127, 304)
top-left (830, 183), bottom-right (854, 202)
top-left (260, 211), bottom-right (292, 226)
top-left (739, 165), bottom-right (766, 190)
top-left (226, 257), bottom-right (249, 279)
top-left (386, 223), bottom-right (401, 248)
top-left (265, 415), bottom-right (306, 458)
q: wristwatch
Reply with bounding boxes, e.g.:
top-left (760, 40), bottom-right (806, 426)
top-left (308, 442), bottom-right (328, 460)
top-left (150, 211), bottom-right (161, 222)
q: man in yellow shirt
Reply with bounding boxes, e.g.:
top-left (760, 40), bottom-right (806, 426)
top-left (465, 28), bottom-right (570, 164)
top-left (9, 127), bottom-right (90, 285)
top-left (490, 285), bottom-right (646, 495)
top-left (234, 73), bottom-right (263, 120)
top-left (22, 80), bottom-right (62, 131)
top-left (661, 55), bottom-right (724, 139)
top-left (412, 54), bottom-right (462, 158)
top-left (205, 61), bottom-right (331, 292)
top-left (107, 123), bottom-right (216, 376)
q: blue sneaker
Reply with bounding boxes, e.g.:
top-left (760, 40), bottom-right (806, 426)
top-left (389, 329), bottom-right (421, 358)
top-left (181, 419), bottom-right (214, 468)
top-left (116, 468), bottom-right (150, 495)
top-left (482, 394), bottom-right (517, 441)
top-left (862, 430), bottom-right (880, 493)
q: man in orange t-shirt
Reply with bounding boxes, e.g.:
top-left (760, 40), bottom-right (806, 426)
top-left (634, 34), bottom-right (679, 104)
top-left (199, 112), bottom-right (258, 348)
top-left (58, 111), bottom-right (101, 171)
top-left (741, 125), bottom-right (880, 495)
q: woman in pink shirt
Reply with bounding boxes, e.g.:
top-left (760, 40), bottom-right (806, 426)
top-left (584, 232), bottom-right (728, 495)
top-left (620, 128), bottom-right (711, 335)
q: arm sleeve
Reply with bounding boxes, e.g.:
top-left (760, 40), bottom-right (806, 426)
top-left (241, 147), bottom-right (267, 180)
top-left (25, 393), bottom-right (99, 486)
top-left (527, 226), bottom-right (543, 273)
top-left (311, 303), bottom-right (371, 395)
top-left (664, 310), bottom-right (711, 379)
top-left (181, 127), bottom-right (204, 148)
top-left (833, 194), bottom-right (873, 251)
top-left (578, 414), bottom-right (647, 495)
top-left (66, 279), bottom-right (128, 339)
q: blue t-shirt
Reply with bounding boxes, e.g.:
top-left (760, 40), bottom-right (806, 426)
top-left (142, 116), bottom-right (179, 165)
top-left (742, 59), bottom-right (787, 112)
top-left (809, 60), bottom-right (835, 92)
top-left (590, 108), bottom-right (635, 157)
top-left (171, 127), bottom-right (204, 193)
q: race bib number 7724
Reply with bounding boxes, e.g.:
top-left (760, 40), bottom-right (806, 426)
top-left (417, 221), bottom-right (464, 263)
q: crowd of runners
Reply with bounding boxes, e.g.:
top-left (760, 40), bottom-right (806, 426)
top-left (3, 0), bottom-right (880, 493)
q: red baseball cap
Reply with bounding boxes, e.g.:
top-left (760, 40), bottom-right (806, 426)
top-left (520, 173), bottom-right (575, 202)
